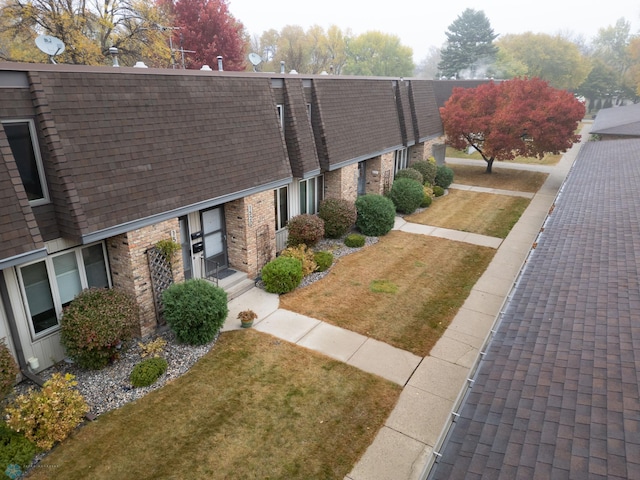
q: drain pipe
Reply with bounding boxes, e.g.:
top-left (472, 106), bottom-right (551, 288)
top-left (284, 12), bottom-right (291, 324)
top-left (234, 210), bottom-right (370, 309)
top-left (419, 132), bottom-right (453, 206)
top-left (0, 275), bottom-right (44, 387)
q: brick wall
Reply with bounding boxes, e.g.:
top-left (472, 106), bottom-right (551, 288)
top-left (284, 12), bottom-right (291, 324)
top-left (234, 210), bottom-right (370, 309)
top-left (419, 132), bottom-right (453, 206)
top-left (324, 163), bottom-right (358, 201)
top-left (225, 190), bottom-right (276, 279)
top-left (106, 218), bottom-right (183, 338)
top-left (380, 152), bottom-right (395, 195)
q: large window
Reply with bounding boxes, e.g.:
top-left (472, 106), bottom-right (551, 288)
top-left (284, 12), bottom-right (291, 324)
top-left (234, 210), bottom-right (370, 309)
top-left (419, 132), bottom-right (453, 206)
top-left (394, 148), bottom-right (409, 176)
top-left (299, 176), bottom-right (324, 215)
top-left (2, 120), bottom-right (49, 205)
top-left (19, 243), bottom-right (110, 337)
top-left (274, 186), bottom-right (288, 231)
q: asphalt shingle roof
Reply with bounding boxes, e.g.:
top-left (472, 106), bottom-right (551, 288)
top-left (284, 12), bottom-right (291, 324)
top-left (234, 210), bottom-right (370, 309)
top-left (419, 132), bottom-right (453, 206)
top-left (429, 139), bottom-right (640, 479)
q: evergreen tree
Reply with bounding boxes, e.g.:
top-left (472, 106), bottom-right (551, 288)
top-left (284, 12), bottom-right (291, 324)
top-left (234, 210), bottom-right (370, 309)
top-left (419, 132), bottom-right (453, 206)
top-left (438, 8), bottom-right (498, 79)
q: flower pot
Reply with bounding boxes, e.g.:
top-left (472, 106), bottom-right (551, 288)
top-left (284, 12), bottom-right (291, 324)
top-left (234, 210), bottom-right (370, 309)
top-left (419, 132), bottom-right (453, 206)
top-left (240, 320), bottom-right (253, 328)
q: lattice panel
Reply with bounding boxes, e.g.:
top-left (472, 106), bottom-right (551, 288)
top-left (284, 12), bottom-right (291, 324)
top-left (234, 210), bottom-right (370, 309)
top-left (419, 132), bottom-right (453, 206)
top-left (256, 224), bottom-right (273, 274)
top-left (147, 247), bottom-right (174, 324)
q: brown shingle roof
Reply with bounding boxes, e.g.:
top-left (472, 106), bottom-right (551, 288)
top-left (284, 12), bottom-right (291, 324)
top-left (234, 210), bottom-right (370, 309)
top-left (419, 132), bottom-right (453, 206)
top-left (409, 80), bottom-right (443, 142)
top-left (282, 78), bottom-right (320, 177)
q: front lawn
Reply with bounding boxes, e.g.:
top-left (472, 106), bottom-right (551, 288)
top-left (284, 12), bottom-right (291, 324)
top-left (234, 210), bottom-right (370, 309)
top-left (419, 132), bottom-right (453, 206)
top-left (279, 231), bottom-right (495, 357)
top-left (446, 146), bottom-right (561, 166)
top-left (25, 330), bottom-right (400, 480)
top-left (449, 164), bottom-right (548, 192)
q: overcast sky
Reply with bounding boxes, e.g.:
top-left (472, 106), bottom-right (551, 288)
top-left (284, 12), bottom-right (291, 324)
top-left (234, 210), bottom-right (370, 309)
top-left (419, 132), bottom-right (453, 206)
top-left (228, 0), bottom-right (640, 63)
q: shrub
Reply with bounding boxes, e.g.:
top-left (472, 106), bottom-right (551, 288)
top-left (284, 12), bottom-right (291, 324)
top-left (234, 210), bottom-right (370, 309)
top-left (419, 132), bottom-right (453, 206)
top-left (0, 340), bottom-right (18, 400)
top-left (286, 214), bottom-right (325, 247)
top-left (261, 256), bottom-right (303, 294)
top-left (388, 178), bottom-right (425, 214)
top-left (0, 422), bottom-right (37, 477)
top-left (435, 165), bottom-right (455, 189)
top-left (129, 357), bottom-right (168, 388)
top-left (411, 160), bottom-right (437, 185)
top-left (395, 168), bottom-right (424, 185)
top-left (421, 188), bottom-right (433, 208)
top-left (138, 337), bottom-right (167, 358)
top-left (318, 198), bottom-right (357, 238)
top-left (5, 373), bottom-right (88, 451)
top-left (433, 185), bottom-right (445, 197)
top-left (314, 251), bottom-right (333, 272)
top-left (61, 288), bottom-right (139, 370)
top-left (344, 233), bottom-right (366, 248)
top-left (162, 279), bottom-right (228, 345)
top-left (355, 194), bottom-right (396, 237)
top-left (281, 244), bottom-right (317, 276)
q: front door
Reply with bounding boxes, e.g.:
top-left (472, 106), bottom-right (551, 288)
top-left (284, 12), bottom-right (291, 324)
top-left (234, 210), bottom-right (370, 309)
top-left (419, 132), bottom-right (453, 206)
top-left (202, 207), bottom-right (228, 277)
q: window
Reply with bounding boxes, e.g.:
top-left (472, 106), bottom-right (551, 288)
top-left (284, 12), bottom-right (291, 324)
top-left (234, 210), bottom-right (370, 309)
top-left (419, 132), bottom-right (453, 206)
top-left (276, 104), bottom-right (284, 128)
top-left (299, 176), bottom-right (324, 215)
top-left (19, 243), bottom-right (110, 337)
top-left (274, 186), bottom-right (288, 231)
top-left (394, 148), bottom-right (409, 176)
top-left (2, 120), bottom-right (49, 205)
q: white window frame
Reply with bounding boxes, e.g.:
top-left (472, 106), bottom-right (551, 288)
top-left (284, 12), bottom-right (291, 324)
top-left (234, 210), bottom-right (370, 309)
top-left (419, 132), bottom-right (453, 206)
top-left (275, 185), bottom-right (289, 231)
top-left (299, 175), bottom-right (324, 215)
top-left (394, 148), bottom-right (409, 176)
top-left (276, 104), bottom-right (284, 128)
top-left (17, 242), bottom-right (111, 339)
top-left (2, 119), bottom-right (50, 206)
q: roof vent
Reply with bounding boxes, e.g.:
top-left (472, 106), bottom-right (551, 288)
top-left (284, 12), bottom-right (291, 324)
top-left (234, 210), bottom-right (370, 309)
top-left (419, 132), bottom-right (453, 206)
top-left (280, 61), bottom-right (285, 74)
top-left (201, 64), bottom-right (212, 71)
top-left (217, 56), bottom-right (223, 71)
top-left (134, 61), bottom-right (148, 68)
top-left (109, 46), bottom-right (119, 67)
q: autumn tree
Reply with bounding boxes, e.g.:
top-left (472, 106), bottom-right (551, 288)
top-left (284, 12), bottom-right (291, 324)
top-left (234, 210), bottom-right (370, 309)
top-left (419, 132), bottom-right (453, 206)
top-left (440, 78), bottom-right (585, 173)
top-left (0, 0), bottom-right (172, 66)
top-left (162, 0), bottom-right (247, 70)
top-left (496, 33), bottom-right (591, 90)
top-left (438, 8), bottom-right (498, 79)
top-left (343, 31), bottom-right (414, 77)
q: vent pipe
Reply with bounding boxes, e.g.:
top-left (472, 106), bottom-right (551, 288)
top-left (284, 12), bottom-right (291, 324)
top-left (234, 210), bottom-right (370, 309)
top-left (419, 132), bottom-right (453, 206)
top-left (280, 61), bottom-right (285, 74)
top-left (109, 46), bottom-right (119, 67)
top-left (217, 56), bottom-right (223, 71)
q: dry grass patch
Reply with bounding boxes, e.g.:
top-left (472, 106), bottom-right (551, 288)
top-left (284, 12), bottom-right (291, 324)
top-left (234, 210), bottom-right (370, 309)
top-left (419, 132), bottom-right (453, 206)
top-left (405, 190), bottom-right (530, 239)
top-left (26, 330), bottom-right (400, 480)
top-left (446, 146), bottom-right (561, 166)
top-left (449, 164), bottom-right (548, 192)
top-left (280, 231), bottom-right (494, 356)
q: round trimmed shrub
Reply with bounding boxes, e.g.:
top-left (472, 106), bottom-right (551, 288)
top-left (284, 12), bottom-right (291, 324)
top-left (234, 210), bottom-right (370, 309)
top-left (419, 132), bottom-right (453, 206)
top-left (412, 160), bottom-right (437, 185)
top-left (261, 256), bottom-right (303, 294)
top-left (318, 198), bottom-right (357, 238)
top-left (395, 168), bottom-right (423, 185)
top-left (281, 244), bottom-right (317, 276)
top-left (0, 340), bottom-right (18, 399)
top-left (388, 178), bottom-right (425, 214)
top-left (421, 188), bottom-right (433, 208)
top-left (313, 251), bottom-right (333, 272)
top-left (0, 422), bottom-right (37, 477)
top-left (130, 357), bottom-right (168, 387)
top-left (433, 185), bottom-right (445, 197)
top-left (287, 214), bottom-right (325, 247)
top-left (162, 279), bottom-right (228, 345)
top-left (344, 233), bottom-right (366, 248)
top-left (435, 165), bottom-right (455, 189)
top-left (61, 288), bottom-right (139, 370)
top-left (355, 194), bottom-right (396, 237)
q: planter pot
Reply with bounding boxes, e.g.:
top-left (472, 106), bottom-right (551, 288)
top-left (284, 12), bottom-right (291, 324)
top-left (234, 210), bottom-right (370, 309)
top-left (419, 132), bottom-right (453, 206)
top-left (240, 320), bottom-right (253, 328)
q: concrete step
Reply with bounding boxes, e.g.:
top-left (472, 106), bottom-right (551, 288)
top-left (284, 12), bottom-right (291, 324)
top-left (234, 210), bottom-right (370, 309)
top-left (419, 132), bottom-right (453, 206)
top-left (217, 271), bottom-right (256, 301)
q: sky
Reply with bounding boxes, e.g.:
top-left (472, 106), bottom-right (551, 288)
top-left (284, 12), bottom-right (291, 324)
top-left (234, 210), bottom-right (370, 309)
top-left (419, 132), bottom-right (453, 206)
top-left (228, 0), bottom-right (640, 63)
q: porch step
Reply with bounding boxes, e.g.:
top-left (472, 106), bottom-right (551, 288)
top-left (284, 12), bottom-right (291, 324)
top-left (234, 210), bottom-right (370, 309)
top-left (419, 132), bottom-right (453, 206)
top-left (217, 271), bottom-right (255, 301)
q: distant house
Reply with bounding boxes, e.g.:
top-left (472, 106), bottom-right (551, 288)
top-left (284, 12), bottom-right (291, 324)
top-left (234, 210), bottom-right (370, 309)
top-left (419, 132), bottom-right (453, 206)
top-left (0, 62), bottom-right (447, 374)
top-left (591, 102), bottom-right (640, 138)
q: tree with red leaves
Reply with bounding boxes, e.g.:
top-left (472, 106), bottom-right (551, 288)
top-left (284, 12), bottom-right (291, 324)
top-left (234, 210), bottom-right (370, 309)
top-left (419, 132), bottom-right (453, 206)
top-left (161, 0), bottom-right (247, 70)
top-left (440, 78), bottom-right (585, 173)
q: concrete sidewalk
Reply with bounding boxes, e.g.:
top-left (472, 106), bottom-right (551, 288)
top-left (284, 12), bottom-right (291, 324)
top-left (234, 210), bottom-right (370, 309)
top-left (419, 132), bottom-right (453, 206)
top-left (219, 129), bottom-right (588, 480)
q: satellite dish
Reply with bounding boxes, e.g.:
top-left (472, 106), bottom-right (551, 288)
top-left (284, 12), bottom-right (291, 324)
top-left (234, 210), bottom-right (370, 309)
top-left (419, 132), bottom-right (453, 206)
top-left (248, 52), bottom-right (262, 71)
top-left (35, 35), bottom-right (65, 63)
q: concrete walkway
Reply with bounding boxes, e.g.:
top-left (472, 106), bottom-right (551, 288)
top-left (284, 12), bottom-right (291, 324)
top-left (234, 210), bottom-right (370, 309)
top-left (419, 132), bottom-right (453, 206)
top-left (220, 127), bottom-right (589, 480)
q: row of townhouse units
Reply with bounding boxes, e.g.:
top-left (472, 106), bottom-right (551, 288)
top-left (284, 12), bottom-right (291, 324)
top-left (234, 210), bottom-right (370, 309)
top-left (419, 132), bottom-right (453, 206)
top-left (0, 60), bottom-right (480, 374)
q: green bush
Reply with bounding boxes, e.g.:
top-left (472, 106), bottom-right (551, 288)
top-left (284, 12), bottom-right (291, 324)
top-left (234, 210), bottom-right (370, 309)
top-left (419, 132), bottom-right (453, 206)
top-left (355, 194), bottom-right (396, 237)
top-left (318, 198), bottom-right (357, 238)
top-left (313, 251), bottom-right (333, 272)
top-left (5, 373), bottom-right (88, 451)
top-left (161, 279), bottom-right (228, 345)
top-left (435, 165), bottom-right (455, 189)
top-left (433, 185), bottom-right (445, 197)
top-left (61, 288), bottom-right (139, 370)
top-left (281, 244), bottom-right (317, 276)
top-left (0, 340), bottom-right (18, 400)
top-left (286, 214), bottom-right (325, 247)
top-left (395, 168), bottom-right (424, 185)
top-left (411, 160), bottom-right (437, 185)
top-left (421, 189), bottom-right (433, 208)
top-left (130, 357), bottom-right (168, 388)
top-left (0, 422), bottom-right (37, 477)
top-left (261, 256), bottom-right (303, 294)
top-left (389, 178), bottom-right (425, 214)
top-left (344, 233), bottom-right (366, 248)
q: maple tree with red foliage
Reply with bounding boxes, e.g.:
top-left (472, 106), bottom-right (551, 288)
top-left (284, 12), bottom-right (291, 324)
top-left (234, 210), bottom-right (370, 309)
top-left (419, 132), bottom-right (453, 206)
top-left (159, 0), bottom-right (247, 70)
top-left (440, 78), bottom-right (585, 173)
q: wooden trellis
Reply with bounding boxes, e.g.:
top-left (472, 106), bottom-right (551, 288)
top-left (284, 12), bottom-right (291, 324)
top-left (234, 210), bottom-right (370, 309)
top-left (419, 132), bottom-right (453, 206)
top-left (147, 246), bottom-right (174, 325)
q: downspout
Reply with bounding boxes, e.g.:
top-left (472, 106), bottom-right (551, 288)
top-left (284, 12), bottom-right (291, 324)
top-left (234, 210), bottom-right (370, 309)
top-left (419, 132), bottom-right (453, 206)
top-left (0, 273), bottom-right (44, 387)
